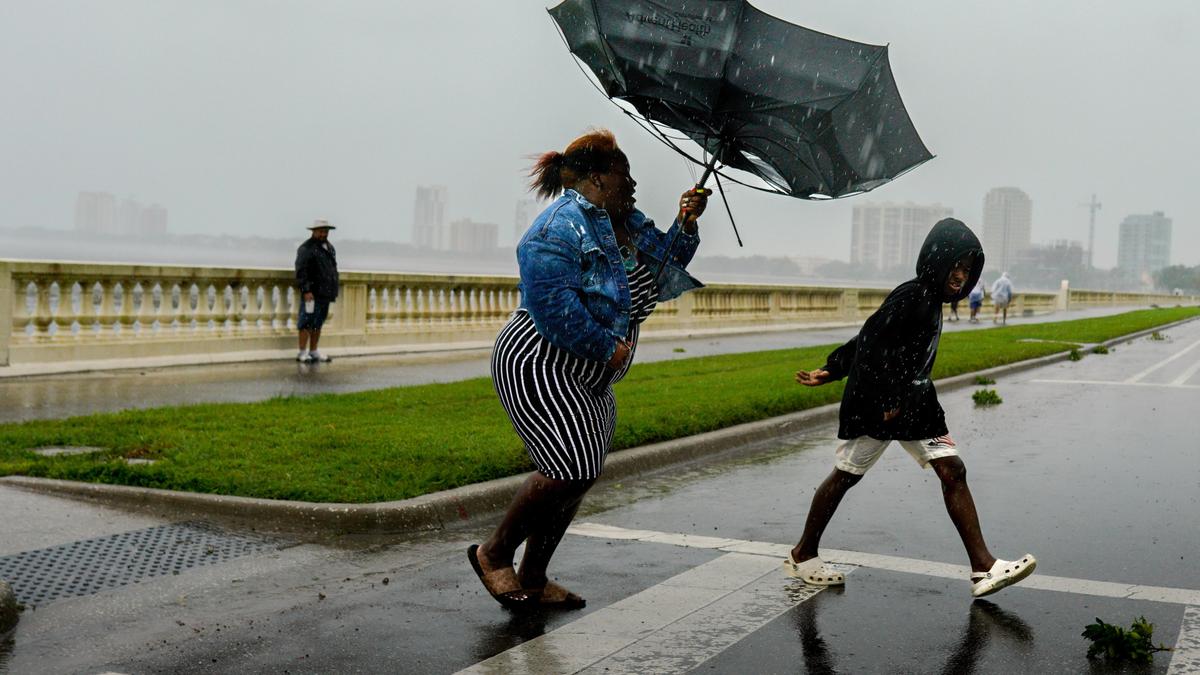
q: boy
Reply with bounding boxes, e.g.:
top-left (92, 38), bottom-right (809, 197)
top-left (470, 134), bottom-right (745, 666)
top-left (784, 218), bottom-right (1035, 597)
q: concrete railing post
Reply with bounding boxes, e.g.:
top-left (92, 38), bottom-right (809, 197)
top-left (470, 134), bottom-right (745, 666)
top-left (674, 290), bottom-right (694, 322)
top-left (0, 261), bottom-right (11, 366)
top-left (841, 288), bottom-right (859, 321)
top-left (332, 281), bottom-right (368, 334)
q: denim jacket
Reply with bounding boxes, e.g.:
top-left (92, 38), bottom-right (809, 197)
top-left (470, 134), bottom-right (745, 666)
top-left (517, 189), bottom-right (702, 363)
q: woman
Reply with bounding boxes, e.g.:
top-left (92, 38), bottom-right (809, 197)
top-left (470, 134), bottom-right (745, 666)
top-left (468, 129), bottom-right (707, 610)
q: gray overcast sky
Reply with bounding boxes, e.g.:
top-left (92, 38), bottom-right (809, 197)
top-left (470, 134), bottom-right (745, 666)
top-left (2, 0), bottom-right (1197, 268)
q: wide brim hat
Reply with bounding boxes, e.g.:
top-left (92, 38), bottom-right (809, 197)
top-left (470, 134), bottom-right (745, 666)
top-left (307, 219), bottom-right (336, 230)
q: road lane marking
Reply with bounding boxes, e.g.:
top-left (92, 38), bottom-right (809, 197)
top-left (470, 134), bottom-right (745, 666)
top-left (1170, 357), bottom-right (1200, 386)
top-left (457, 552), bottom-right (838, 675)
top-left (1030, 378), bottom-right (1200, 389)
top-left (1125, 337), bottom-right (1200, 383)
top-left (1168, 605), bottom-right (1200, 674)
top-left (567, 522), bottom-right (1200, 606)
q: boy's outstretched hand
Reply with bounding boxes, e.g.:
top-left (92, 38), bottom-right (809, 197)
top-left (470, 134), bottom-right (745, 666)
top-left (795, 368), bottom-right (832, 386)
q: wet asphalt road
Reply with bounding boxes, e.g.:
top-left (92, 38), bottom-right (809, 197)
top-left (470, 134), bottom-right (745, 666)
top-left (0, 305), bottom-right (1145, 423)
top-left (1, 314), bottom-right (1198, 673)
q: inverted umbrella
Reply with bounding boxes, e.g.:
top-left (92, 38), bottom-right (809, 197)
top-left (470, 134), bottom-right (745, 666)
top-left (548, 0), bottom-right (934, 252)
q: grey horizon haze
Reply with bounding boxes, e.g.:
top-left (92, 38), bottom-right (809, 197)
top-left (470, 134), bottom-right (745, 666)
top-left (1, 0), bottom-right (1197, 269)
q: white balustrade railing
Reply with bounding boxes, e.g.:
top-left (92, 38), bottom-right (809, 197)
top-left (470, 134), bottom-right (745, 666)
top-left (1, 259), bottom-right (1194, 369)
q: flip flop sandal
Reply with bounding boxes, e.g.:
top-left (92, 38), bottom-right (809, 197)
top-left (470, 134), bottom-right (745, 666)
top-left (532, 581), bottom-right (586, 610)
top-left (467, 545), bottom-right (538, 610)
top-left (971, 554), bottom-right (1037, 597)
top-left (782, 552), bottom-right (845, 586)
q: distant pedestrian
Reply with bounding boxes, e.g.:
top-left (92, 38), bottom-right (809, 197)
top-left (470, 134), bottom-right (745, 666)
top-left (991, 272), bottom-right (1013, 324)
top-left (470, 129), bottom-right (707, 611)
top-left (949, 298), bottom-right (960, 321)
top-left (968, 280), bottom-right (985, 323)
top-left (785, 218), bottom-right (1036, 598)
top-left (294, 219), bottom-right (339, 363)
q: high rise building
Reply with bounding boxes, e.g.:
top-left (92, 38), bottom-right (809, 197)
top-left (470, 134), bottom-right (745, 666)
top-left (514, 198), bottom-right (543, 244)
top-left (75, 191), bottom-right (167, 236)
top-left (413, 185), bottom-right (448, 249)
top-left (1117, 211), bottom-right (1172, 279)
top-left (447, 218), bottom-right (498, 253)
top-left (74, 191), bottom-right (117, 234)
top-left (139, 204), bottom-right (168, 236)
top-left (117, 196), bottom-right (142, 234)
top-left (850, 202), bottom-right (953, 271)
top-left (982, 187), bottom-right (1033, 273)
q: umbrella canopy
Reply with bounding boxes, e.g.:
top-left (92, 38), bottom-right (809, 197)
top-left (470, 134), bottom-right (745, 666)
top-left (548, 0), bottom-right (933, 200)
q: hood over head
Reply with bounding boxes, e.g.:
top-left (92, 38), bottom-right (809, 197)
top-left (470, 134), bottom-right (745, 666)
top-left (916, 218), bottom-right (984, 302)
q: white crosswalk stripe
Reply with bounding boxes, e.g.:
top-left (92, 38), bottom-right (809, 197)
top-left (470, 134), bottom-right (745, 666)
top-left (458, 552), bottom-right (831, 674)
top-left (461, 524), bottom-right (1200, 673)
top-left (568, 522), bottom-right (1200, 605)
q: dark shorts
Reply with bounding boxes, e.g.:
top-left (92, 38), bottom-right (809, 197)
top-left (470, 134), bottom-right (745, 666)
top-left (297, 299), bottom-right (330, 330)
top-left (969, 300), bottom-right (982, 310)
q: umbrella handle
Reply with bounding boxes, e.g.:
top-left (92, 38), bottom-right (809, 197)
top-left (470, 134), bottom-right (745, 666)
top-left (655, 151), bottom-right (734, 283)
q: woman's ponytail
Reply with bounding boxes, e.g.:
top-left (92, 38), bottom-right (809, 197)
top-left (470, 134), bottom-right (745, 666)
top-left (528, 151), bottom-right (565, 200)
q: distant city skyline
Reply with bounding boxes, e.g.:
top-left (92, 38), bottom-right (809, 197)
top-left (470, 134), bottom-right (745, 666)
top-left (74, 191), bottom-right (167, 237)
top-left (2, 2), bottom-right (1197, 269)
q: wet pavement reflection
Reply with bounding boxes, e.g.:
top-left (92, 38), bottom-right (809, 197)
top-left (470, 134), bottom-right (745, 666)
top-left (939, 600), bottom-right (1034, 675)
top-left (702, 567), bottom-right (1178, 674)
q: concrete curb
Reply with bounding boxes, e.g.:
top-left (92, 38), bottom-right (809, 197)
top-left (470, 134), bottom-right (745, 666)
top-left (1, 315), bottom-right (1195, 535)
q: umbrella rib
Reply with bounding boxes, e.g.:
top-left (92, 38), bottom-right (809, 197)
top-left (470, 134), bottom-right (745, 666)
top-left (626, 109), bottom-right (785, 196)
top-left (585, 0), bottom-right (627, 92)
top-left (708, 1), bottom-right (753, 139)
top-left (550, 13), bottom-right (619, 104)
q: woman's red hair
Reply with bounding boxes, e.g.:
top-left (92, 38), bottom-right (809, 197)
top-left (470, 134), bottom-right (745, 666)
top-left (528, 129), bottom-right (623, 200)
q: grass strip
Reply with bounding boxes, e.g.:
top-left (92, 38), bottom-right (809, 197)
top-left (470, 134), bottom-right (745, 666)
top-left (1, 306), bottom-right (1195, 503)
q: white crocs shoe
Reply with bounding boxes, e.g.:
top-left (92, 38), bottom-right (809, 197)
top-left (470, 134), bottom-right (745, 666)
top-left (971, 554), bottom-right (1037, 597)
top-left (783, 552), bottom-right (845, 586)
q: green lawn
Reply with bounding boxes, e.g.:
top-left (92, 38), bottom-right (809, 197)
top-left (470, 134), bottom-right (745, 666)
top-left (0, 306), bottom-right (1195, 503)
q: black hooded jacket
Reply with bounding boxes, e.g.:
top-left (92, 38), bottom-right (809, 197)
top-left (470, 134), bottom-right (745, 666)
top-left (822, 218), bottom-right (984, 440)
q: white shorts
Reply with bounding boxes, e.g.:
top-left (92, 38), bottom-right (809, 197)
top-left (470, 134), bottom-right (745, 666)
top-left (834, 435), bottom-right (959, 475)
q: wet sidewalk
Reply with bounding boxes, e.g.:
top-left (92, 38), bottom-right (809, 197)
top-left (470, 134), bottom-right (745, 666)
top-left (0, 305), bottom-right (1156, 423)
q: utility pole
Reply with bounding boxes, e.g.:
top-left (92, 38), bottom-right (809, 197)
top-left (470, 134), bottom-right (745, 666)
top-left (1081, 194), bottom-right (1101, 269)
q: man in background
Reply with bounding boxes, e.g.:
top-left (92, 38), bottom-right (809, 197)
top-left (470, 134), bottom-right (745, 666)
top-left (294, 219), bottom-right (339, 362)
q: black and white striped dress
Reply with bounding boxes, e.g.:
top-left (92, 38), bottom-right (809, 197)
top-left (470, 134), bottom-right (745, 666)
top-left (491, 263), bottom-right (659, 480)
